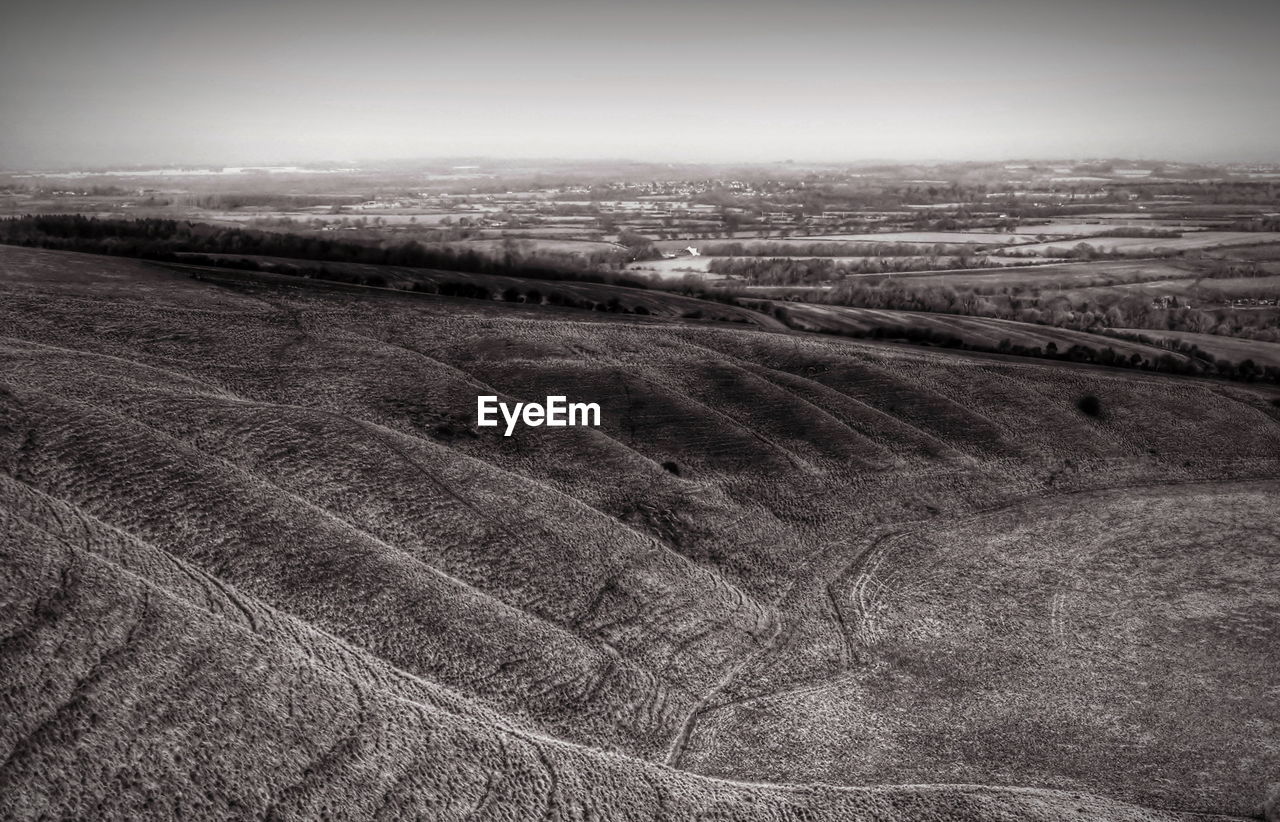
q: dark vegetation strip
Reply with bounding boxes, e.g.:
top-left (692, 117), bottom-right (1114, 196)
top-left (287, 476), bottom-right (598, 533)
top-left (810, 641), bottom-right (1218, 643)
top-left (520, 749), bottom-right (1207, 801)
top-left (0, 214), bottom-right (654, 287)
top-left (778, 274), bottom-right (1280, 342)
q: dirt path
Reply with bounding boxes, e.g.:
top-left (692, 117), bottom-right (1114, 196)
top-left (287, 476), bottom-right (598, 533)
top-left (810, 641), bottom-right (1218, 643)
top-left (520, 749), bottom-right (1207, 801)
top-left (665, 474), bottom-right (1280, 772)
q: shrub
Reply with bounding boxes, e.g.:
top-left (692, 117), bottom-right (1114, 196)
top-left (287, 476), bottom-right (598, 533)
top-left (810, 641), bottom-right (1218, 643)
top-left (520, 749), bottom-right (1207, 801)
top-left (1077, 394), bottom-right (1103, 418)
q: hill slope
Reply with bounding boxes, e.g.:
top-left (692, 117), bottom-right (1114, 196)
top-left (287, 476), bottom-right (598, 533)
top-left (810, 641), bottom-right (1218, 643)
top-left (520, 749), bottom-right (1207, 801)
top-left (2, 245), bottom-right (1278, 819)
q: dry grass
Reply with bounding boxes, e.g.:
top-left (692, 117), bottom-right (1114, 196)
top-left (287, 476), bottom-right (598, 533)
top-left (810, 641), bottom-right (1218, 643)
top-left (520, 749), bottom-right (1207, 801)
top-left (684, 483), bottom-right (1280, 813)
top-left (2, 245), bottom-right (1278, 819)
top-left (167, 250), bottom-right (778, 327)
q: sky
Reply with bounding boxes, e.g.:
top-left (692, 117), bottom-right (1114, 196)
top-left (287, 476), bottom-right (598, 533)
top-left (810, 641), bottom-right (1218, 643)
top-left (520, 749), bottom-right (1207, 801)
top-left (2, 0), bottom-right (1278, 169)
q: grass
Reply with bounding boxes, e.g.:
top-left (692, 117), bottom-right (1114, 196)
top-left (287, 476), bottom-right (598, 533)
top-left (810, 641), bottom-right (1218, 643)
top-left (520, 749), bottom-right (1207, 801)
top-left (682, 484), bottom-right (1280, 812)
top-left (159, 251), bottom-right (779, 327)
top-left (2, 244), bottom-right (1278, 819)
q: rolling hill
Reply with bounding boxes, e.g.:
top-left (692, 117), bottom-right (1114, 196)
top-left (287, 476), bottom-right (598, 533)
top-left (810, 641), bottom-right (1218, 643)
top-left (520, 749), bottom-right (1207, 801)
top-left (2, 245), bottom-right (1278, 820)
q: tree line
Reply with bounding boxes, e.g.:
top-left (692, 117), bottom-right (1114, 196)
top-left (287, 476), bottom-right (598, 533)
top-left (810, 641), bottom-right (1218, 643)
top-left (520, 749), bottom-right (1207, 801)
top-left (707, 255), bottom-right (1003, 284)
top-left (768, 305), bottom-right (1280, 384)
top-left (787, 277), bottom-right (1280, 343)
top-left (700, 241), bottom-right (983, 257)
top-left (0, 215), bottom-right (650, 288)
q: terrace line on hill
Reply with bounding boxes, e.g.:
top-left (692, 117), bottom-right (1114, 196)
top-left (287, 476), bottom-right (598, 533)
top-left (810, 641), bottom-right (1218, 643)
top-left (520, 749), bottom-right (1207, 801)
top-left (477, 395), bottom-right (601, 436)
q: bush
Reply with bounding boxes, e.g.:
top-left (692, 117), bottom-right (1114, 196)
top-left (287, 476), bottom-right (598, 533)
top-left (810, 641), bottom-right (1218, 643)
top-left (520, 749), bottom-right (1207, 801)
top-left (1077, 394), bottom-right (1103, 418)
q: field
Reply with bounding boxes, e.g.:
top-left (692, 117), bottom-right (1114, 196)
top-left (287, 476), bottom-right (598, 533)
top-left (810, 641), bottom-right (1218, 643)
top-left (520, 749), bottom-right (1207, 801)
top-left (791, 231), bottom-right (1039, 244)
top-left (649, 234), bottom-right (1031, 255)
top-left (209, 211), bottom-right (465, 226)
top-left (437, 237), bottom-right (624, 254)
top-left (2, 245), bottom-right (1279, 820)
top-left (1001, 232), bottom-right (1280, 257)
top-left (887, 259), bottom-right (1198, 291)
top-left (628, 255), bottom-right (1064, 277)
top-left (626, 256), bottom-right (727, 276)
top-left (1110, 328), bottom-right (1280, 367)
top-left (1207, 241), bottom-right (1280, 262)
top-left (1006, 221), bottom-right (1205, 237)
top-left (774, 302), bottom-right (1193, 363)
top-left (1066, 274), bottom-right (1280, 302)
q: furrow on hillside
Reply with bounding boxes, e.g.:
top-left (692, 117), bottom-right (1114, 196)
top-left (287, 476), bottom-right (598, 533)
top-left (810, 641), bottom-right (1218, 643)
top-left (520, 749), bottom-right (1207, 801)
top-left (1, 342), bottom-right (776, 705)
top-left (0, 385), bottom-right (688, 756)
top-left (1, 518), bottom-right (1191, 820)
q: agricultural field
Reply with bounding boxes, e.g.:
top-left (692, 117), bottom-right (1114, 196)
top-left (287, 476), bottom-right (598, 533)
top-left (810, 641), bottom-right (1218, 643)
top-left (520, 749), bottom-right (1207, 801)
top-left (211, 211), bottom-right (463, 226)
top-left (889, 260), bottom-right (1196, 291)
top-left (1110, 328), bottom-right (1280, 367)
top-left (472, 226), bottom-right (609, 239)
top-left (648, 235), bottom-right (1028, 256)
top-left (442, 237), bottom-right (624, 255)
top-left (626, 255), bottom-right (724, 275)
top-left (1065, 273), bottom-right (1280, 302)
top-left (628, 255), bottom-right (1063, 277)
top-left (791, 231), bottom-right (1039, 244)
top-left (1000, 231), bottom-right (1280, 258)
top-left (1206, 241), bottom-right (1280, 262)
top-left (774, 302), bottom-right (1193, 365)
top-left (2, 245), bottom-right (1279, 820)
top-left (1005, 221), bottom-right (1206, 237)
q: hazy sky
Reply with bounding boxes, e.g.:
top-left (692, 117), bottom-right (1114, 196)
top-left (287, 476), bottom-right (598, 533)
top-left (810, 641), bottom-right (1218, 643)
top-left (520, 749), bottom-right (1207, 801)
top-left (2, 0), bottom-right (1278, 168)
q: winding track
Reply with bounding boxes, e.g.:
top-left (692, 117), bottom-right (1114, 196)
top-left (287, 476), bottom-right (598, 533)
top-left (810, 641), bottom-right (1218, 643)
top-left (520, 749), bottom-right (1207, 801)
top-left (663, 475), bottom-right (1280, 781)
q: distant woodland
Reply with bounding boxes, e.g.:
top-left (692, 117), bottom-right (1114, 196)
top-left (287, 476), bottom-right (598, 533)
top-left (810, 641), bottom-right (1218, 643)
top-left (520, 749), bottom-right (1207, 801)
top-left (0, 215), bottom-right (647, 286)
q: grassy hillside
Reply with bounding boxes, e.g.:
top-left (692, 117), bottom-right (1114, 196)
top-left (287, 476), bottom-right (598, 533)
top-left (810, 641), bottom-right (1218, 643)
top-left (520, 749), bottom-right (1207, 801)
top-left (2, 244), bottom-right (1278, 819)
top-left (686, 482), bottom-right (1280, 809)
top-left (0, 497), bottom-right (1189, 821)
top-left (167, 253), bottom-right (779, 327)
